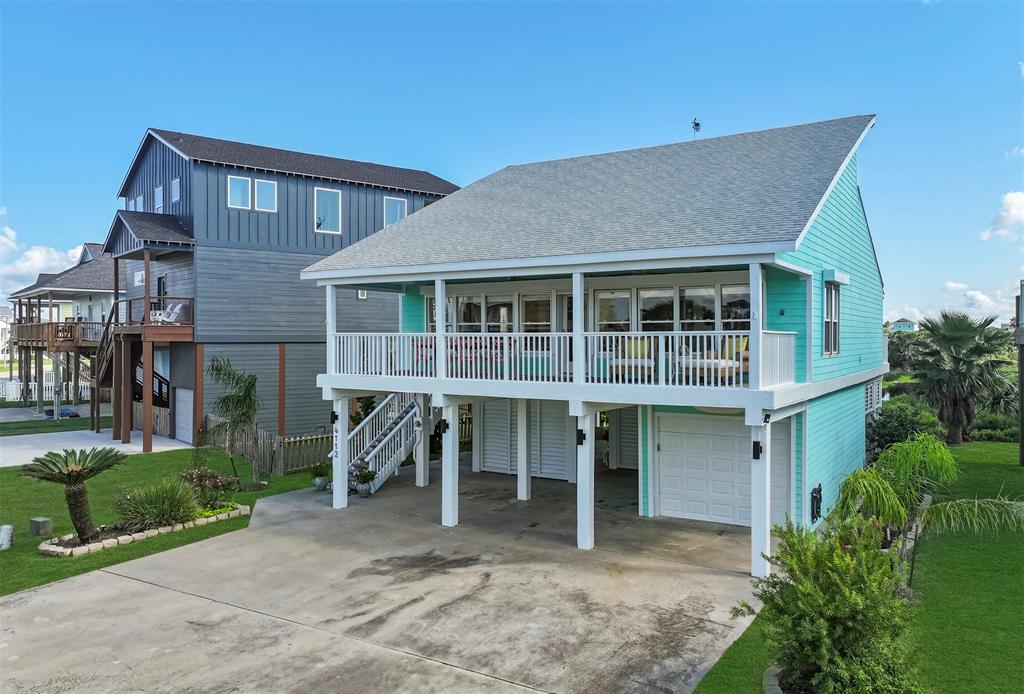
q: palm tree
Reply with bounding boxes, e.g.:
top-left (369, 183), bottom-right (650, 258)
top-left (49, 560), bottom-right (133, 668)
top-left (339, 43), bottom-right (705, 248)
top-left (886, 330), bottom-right (921, 371)
top-left (912, 312), bottom-right (1012, 444)
top-left (21, 448), bottom-right (126, 544)
top-left (206, 356), bottom-right (260, 481)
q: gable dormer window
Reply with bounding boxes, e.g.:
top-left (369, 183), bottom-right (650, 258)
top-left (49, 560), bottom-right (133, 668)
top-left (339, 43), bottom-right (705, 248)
top-left (314, 187), bottom-right (341, 234)
top-left (384, 196), bottom-right (407, 227)
top-left (135, 194), bottom-right (144, 211)
top-left (127, 198), bottom-right (135, 212)
top-left (171, 178), bottom-right (181, 202)
top-left (227, 176), bottom-right (251, 209)
top-left (154, 186), bottom-right (163, 213)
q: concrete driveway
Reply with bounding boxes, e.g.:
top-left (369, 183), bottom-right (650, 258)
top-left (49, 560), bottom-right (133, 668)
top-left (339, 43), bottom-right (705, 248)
top-left (1, 461), bottom-right (756, 693)
top-left (0, 429), bottom-right (187, 467)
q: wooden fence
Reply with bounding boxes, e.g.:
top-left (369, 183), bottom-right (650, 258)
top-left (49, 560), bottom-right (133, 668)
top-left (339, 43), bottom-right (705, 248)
top-left (132, 402), bottom-right (171, 437)
top-left (204, 414), bottom-right (332, 480)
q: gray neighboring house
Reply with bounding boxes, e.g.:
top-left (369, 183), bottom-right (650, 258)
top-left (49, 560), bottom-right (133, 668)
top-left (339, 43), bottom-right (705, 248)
top-left (96, 128), bottom-right (457, 449)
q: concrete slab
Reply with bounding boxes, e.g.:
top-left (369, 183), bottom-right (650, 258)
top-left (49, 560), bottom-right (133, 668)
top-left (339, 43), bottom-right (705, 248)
top-left (0, 429), bottom-right (187, 468)
top-left (1, 458), bottom-right (757, 693)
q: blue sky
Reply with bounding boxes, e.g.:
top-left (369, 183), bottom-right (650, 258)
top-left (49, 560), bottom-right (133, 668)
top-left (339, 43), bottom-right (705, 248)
top-left (1, 0), bottom-right (1021, 321)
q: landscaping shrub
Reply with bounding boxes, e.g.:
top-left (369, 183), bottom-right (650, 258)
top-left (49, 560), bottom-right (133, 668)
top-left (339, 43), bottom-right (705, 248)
top-left (867, 396), bottom-right (944, 461)
top-left (970, 427), bottom-right (1019, 442)
top-left (883, 381), bottom-right (914, 397)
top-left (735, 518), bottom-right (921, 694)
top-left (181, 465), bottom-right (237, 508)
top-left (969, 411), bottom-right (1019, 442)
top-left (116, 479), bottom-right (200, 532)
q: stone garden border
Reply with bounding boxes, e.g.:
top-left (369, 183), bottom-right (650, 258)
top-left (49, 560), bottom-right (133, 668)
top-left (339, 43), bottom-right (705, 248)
top-left (37, 505), bottom-right (250, 557)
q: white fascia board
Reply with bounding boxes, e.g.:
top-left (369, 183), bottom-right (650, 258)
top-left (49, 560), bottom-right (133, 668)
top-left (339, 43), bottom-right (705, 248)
top-left (767, 363), bottom-right (890, 409)
top-left (793, 116), bottom-right (876, 249)
top-left (302, 244), bottom-right (790, 285)
top-left (767, 258), bottom-right (814, 276)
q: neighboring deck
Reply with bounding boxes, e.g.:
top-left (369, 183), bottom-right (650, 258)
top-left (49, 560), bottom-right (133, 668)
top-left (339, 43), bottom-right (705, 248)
top-left (11, 321), bottom-right (104, 352)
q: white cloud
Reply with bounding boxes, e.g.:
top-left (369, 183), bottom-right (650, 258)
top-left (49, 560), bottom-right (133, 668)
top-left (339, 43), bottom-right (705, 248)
top-left (1007, 145), bottom-right (1024, 158)
top-left (979, 191), bottom-right (1024, 241)
top-left (885, 306), bottom-right (925, 323)
top-left (943, 280), bottom-right (968, 291)
top-left (0, 223), bottom-right (81, 301)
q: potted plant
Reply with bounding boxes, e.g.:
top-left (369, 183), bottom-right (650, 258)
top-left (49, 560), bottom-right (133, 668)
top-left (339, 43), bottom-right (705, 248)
top-left (354, 468), bottom-right (377, 498)
top-left (309, 461), bottom-right (330, 491)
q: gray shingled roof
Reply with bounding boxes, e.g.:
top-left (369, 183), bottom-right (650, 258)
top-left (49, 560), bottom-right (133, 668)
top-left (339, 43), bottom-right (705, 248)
top-left (116, 211), bottom-right (194, 245)
top-left (303, 115), bottom-right (875, 277)
top-left (131, 129), bottom-right (459, 197)
top-left (8, 243), bottom-right (124, 299)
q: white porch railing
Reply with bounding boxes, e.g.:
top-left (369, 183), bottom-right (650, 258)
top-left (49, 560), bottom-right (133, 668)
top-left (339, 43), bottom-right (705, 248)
top-left (0, 377), bottom-right (92, 402)
top-left (584, 331), bottom-right (751, 388)
top-left (332, 329), bottom-right (797, 389)
top-left (761, 331), bottom-right (797, 387)
top-left (445, 333), bottom-right (572, 383)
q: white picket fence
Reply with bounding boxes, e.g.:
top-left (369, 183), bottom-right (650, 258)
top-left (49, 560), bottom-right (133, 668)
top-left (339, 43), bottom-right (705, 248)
top-left (0, 375), bottom-right (91, 402)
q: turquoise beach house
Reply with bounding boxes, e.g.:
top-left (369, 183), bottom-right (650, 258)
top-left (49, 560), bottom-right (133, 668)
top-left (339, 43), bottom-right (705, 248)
top-left (302, 115), bottom-right (888, 577)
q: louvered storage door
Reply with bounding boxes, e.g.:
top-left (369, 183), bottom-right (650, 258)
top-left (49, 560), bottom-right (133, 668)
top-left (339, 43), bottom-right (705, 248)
top-left (481, 400), bottom-right (513, 474)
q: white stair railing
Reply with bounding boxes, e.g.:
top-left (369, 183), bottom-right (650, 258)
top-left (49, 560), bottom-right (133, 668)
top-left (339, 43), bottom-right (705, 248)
top-left (347, 392), bottom-right (416, 463)
top-left (362, 408), bottom-right (418, 493)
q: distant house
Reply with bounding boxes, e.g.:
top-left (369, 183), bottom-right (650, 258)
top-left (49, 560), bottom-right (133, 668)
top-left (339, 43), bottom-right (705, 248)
top-left (888, 317), bottom-right (917, 332)
top-left (0, 306), bottom-right (11, 363)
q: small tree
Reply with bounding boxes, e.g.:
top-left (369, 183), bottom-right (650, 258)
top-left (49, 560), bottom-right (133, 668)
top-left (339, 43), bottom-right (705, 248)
top-left (735, 518), bottom-right (921, 694)
top-left (206, 356), bottom-right (260, 482)
top-left (350, 396), bottom-right (377, 427)
top-left (21, 448), bottom-right (126, 543)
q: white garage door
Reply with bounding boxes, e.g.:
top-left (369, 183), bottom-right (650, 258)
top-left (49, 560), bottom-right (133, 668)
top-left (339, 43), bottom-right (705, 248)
top-left (175, 388), bottom-right (193, 444)
top-left (657, 415), bottom-right (790, 526)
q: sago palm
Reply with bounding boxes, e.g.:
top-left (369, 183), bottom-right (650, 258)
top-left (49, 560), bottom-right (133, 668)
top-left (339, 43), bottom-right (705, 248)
top-left (206, 356), bottom-right (261, 481)
top-left (912, 312), bottom-right (1012, 444)
top-left (21, 447), bottom-right (126, 544)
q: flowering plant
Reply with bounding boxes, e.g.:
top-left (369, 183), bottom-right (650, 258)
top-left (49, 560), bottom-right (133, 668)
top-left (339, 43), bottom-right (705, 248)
top-left (181, 466), bottom-right (238, 508)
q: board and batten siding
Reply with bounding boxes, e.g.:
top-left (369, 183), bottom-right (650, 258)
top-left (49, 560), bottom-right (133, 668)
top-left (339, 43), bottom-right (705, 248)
top-left (775, 155), bottom-right (885, 382)
top-left (803, 384), bottom-right (867, 529)
top-left (191, 162), bottom-right (441, 253)
top-left (122, 138), bottom-right (191, 228)
top-left (193, 246), bottom-right (397, 343)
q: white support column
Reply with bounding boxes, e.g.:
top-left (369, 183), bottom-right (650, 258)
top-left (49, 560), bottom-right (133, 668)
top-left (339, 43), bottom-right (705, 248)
top-left (471, 401), bottom-right (483, 472)
top-left (750, 421), bottom-right (772, 577)
top-left (571, 272), bottom-right (585, 385)
top-left (434, 279), bottom-right (447, 380)
top-left (516, 398), bottom-right (531, 500)
top-left (748, 263), bottom-right (763, 390)
top-left (332, 396), bottom-right (350, 509)
top-left (326, 285), bottom-right (337, 374)
top-left (440, 403), bottom-right (459, 527)
top-left (414, 394), bottom-right (430, 487)
top-left (576, 411), bottom-right (596, 550)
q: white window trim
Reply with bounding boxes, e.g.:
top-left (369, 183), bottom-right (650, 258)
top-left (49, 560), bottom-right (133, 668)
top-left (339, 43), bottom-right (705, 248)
top-left (227, 175), bottom-right (252, 210)
top-left (356, 289), bottom-right (368, 300)
top-left (314, 187), bottom-right (342, 234)
top-left (171, 177), bottom-right (181, 202)
top-left (254, 179), bottom-right (278, 213)
top-left (135, 194), bottom-right (144, 211)
top-left (154, 186), bottom-right (163, 213)
top-left (127, 198), bottom-right (135, 212)
top-left (824, 282), bottom-right (841, 357)
top-left (383, 196), bottom-right (408, 227)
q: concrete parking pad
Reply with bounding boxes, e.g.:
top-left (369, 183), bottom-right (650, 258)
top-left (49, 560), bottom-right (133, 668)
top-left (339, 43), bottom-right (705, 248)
top-left (0, 429), bottom-right (187, 467)
top-left (1, 460), bottom-right (756, 693)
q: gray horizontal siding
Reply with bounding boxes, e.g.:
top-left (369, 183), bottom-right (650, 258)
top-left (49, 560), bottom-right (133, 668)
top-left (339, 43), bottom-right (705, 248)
top-left (202, 343), bottom-right (279, 434)
top-left (191, 162), bottom-right (440, 254)
top-left (124, 251), bottom-right (195, 301)
top-left (123, 138), bottom-right (191, 229)
top-left (194, 245), bottom-right (397, 342)
top-left (284, 342), bottom-right (331, 436)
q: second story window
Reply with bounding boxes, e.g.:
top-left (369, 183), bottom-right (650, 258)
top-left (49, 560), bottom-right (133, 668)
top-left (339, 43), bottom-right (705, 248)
top-left (595, 290), bottom-right (631, 332)
top-left (254, 179), bottom-right (277, 212)
top-left (228, 176), bottom-right (251, 209)
top-left (154, 186), bottom-right (163, 213)
top-left (824, 283), bottom-right (841, 356)
top-left (127, 198), bottom-right (135, 212)
top-left (384, 196), bottom-right (407, 227)
top-left (639, 288), bottom-right (673, 332)
top-left (135, 194), bottom-right (144, 211)
top-left (171, 178), bottom-right (181, 202)
top-left (314, 187), bottom-right (341, 234)
top-left (721, 284), bottom-right (751, 331)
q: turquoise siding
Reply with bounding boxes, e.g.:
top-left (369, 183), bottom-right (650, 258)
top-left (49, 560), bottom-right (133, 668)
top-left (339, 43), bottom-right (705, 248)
top-left (765, 267), bottom-right (808, 382)
top-left (400, 285), bottom-right (426, 333)
top-left (776, 155), bottom-right (884, 382)
top-left (793, 412), bottom-right (804, 525)
top-left (804, 384), bottom-right (866, 528)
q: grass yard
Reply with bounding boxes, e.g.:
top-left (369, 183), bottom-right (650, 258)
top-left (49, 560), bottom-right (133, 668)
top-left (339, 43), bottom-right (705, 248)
top-left (0, 448), bottom-right (310, 597)
top-left (0, 415), bottom-right (111, 437)
top-left (694, 442), bottom-right (1023, 694)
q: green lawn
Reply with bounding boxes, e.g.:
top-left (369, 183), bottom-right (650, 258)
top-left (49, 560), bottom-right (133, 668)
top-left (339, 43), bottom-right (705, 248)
top-left (694, 442), bottom-right (1023, 694)
top-left (0, 416), bottom-right (112, 437)
top-left (0, 448), bottom-right (311, 597)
